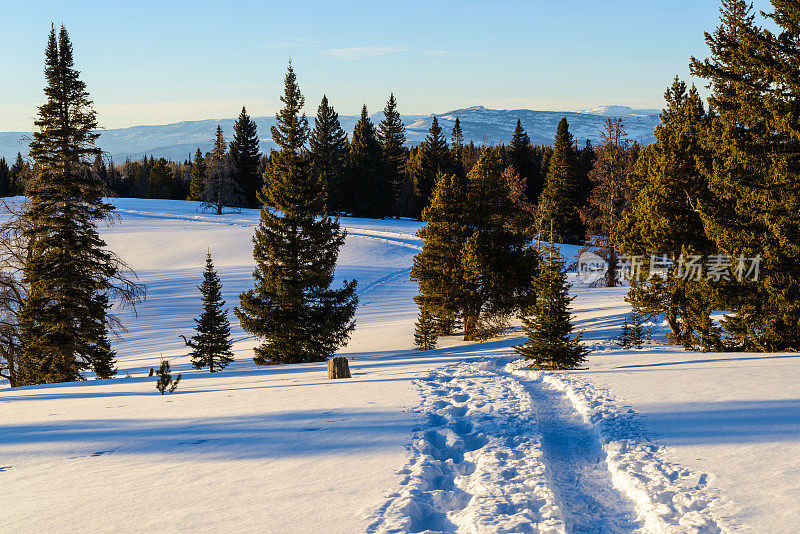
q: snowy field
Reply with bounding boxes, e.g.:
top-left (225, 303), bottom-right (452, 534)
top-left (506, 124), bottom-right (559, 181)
top-left (1, 199), bottom-right (798, 533)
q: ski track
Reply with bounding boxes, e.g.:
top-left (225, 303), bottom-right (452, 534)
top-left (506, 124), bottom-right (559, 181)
top-left (370, 357), bottom-right (730, 533)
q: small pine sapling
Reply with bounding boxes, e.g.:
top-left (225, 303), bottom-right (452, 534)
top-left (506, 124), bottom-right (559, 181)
top-left (630, 310), bottom-right (645, 349)
top-left (514, 240), bottom-right (589, 369)
top-left (414, 301), bottom-right (438, 350)
top-left (619, 316), bottom-right (631, 348)
top-left (155, 359), bottom-right (181, 394)
top-left (182, 251), bottom-right (234, 372)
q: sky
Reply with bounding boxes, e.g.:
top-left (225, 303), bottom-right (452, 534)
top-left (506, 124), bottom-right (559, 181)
top-left (0, 0), bottom-right (776, 131)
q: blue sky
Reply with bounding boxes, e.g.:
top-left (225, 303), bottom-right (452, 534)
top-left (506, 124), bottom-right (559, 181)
top-left (0, 0), bottom-right (774, 130)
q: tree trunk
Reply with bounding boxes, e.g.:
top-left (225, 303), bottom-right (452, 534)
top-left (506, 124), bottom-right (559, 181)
top-left (327, 356), bottom-right (351, 379)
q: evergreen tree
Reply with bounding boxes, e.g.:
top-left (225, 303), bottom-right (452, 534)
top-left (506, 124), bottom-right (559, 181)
top-left (690, 0), bottom-right (800, 350)
top-left (183, 252), bottom-right (234, 372)
top-left (414, 116), bottom-right (451, 214)
top-left (235, 63), bottom-right (358, 365)
top-left (9, 153), bottom-right (29, 195)
top-left (537, 118), bottom-right (585, 244)
top-left (309, 95), bottom-right (348, 213)
top-left (188, 148), bottom-right (206, 201)
top-left (514, 240), bottom-right (589, 369)
top-left (619, 316), bottom-right (631, 348)
top-left (18, 25), bottom-right (118, 384)
top-left (460, 149), bottom-right (537, 339)
top-left (413, 299), bottom-right (437, 350)
top-left (450, 118), bottom-right (466, 179)
top-left (618, 78), bottom-right (715, 347)
top-left (155, 359), bottom-right (181, 394)
top-left (508, 119), bottom-right (538, 202)
top-left (0, 158), bottom-right (9, 197)
top-left (629, 310), bottom-right (645, 349)
top-left (346, 105), bottom-right (392, 218)
top-left (377, 93), bottom-right (407, 213)
top-left (230, 106), bottom-right (261, 208)
top-left (411, 172), bottom-right (468, 337)
top-left (204, 126), bottom-right (241, 214)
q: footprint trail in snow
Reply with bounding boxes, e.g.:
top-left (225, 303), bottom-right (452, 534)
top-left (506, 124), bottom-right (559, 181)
top-left (370, 357), bottom-right (726, 533)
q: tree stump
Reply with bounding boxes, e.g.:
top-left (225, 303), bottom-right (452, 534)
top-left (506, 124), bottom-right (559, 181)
top-left (327, 356), bottom-right (351, 379)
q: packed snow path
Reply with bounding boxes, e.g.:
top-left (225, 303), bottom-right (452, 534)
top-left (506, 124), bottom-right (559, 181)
top-left (523, 373), bottom-right (640, 532)
top-left (370, 358), bottom-right (644, 533)
top-left (371, 357), bottom-right (727, 534)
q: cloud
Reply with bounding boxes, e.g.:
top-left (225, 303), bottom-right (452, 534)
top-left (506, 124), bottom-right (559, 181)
top-left (321, 45), bottom-right (412, 59)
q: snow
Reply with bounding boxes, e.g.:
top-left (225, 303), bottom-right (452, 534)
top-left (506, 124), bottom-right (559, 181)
top-left (1, 198), bottom-right (799, 533)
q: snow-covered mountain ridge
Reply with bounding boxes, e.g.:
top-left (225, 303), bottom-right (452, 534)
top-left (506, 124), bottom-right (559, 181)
top-left (0, 105), bottom-right (660, 162)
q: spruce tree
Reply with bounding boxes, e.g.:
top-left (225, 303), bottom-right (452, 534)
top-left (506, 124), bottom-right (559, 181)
top-left (203, 126), bottom-right (241, 214)
top-left (229, 106), bottom-right (262, 208)
top-left (414, 116), bottom-right (451, 214)
top-left (508, 119), bottom-right (538, 202)
top-left (235, 63), bottom-right (358, 365)
top-left (629, 310), bottom-right (645, 349)
top-left (377, 93), bottom-right (407, 213)
top-left (619, 316), bottom-right (631, 348)
top-left (414, 299), bottom-right (437, 350)
top-left (0, 158), bottom-right (9, 197)
top-left (18, 25), bottom-right (118, 384)
top-left (183, 252), bottom-right (234, 372)
top-left (537, 118), bottom-right (585, 244)
top-left (309, 95), bottom-right (349, 213)
top-left (450, 118), bottom-right (466, 179)
top-left (346, 105), bottom-right (392, 218)
top-left (514, 240), bottom-right (589, 369)
top-left (188, 148), bottom-right (206, 201)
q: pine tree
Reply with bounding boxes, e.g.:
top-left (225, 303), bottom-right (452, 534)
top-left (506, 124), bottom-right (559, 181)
top-left (618, 78), bottom-right (715, 347)
top-left (690, 0), bottom-right (800, 350)
top-left (619, 316), bottom-right (631, 348)
top-left (0, 158), bottom-right (9, 197)
top-left (346, 105), bottom-right (392, 218)
top-left (309, 95), bottom-right (349, 213)
top-left (230, 106), bottom-right (261, 208)
top-left (537, 118), bottom-right (585, 244)
top-left (514, 240), bottom-right (589, 369)
top-left (183, 252), bottom-right (234, 372)
top-left (411, 172), bottom-right (468, 337)
top-left (629, 310), bottom-right (645, 349)
top-left (414, 116), bottom-right (451, 214)
top-left (450, 118), bottom-right (466, 179)
top-left (414, 299), bottom-right (437, 350)
top-left (235, 63), bottom-right (358, 365)
top-left (155, 359), bottom-right (181, 394)
top-left (9, 153), bottom-right (29, 195)
top-left (204, 125), bottom-right (241, 214)
top-left (460, 149), bottom-right (537, 339)
top-left (188, 148), bottom-right (206, 201)
top-left (17, 26), bottom-right (122, 384)
top-left (508, 119), bottom-right (538, 202)
top-left (377, 93), bottom-right (407, 213)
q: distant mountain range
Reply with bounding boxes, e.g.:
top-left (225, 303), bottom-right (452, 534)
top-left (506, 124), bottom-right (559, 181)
top-left (0, 105), bottom-right (661, 162)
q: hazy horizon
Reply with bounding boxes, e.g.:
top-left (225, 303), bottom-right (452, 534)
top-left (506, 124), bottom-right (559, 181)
top-left (1, 0), bottom-right (774, 130)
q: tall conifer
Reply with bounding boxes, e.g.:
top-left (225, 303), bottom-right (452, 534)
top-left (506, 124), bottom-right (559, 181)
top-left (537, 118), bottom-right (585, 244)
top-left (235, 64), bottom-right (358, 364)
top-left (377, 93), bottom-right (407, 213)
top-left (230, 106), bottom-right (262, 208)
top-left (309, 95), bottom-right (348, 213)
top-left (347, 105), bottom-right (391, 218)
top-left (414, 116), bottom-right (451, 214)
top-left (189, 148), bottom-right (206, 201)
top-left (19, 25), bottom-right (118, 384)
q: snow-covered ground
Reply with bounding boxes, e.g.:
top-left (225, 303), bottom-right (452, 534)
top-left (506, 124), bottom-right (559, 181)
top-left (2, 199), bottom-right (798, 533)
